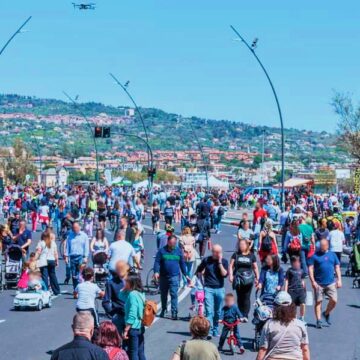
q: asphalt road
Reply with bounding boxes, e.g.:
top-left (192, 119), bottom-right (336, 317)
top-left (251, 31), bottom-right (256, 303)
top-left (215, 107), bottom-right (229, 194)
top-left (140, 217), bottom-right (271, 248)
top-left (0, 217), bottom-right (359, 360)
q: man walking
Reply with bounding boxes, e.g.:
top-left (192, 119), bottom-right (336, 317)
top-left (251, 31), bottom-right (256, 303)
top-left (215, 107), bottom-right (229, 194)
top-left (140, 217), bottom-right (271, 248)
top-left (154, 234), bottom-right (190, 320)
top-left (65, 222), bottom-right (89, 295)
top-left (196, 244), bottom-right (228, 338)
top-left (308, 238), bottom-right (342, 329)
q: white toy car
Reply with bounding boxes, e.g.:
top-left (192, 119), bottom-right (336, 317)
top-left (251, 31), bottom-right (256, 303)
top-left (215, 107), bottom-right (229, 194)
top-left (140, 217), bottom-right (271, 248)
top-left (14, 288), bottom-right (52, 311)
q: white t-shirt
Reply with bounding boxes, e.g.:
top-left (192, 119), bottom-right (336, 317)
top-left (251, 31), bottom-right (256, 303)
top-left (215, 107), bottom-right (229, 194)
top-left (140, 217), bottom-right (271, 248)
top-left (328, 230), bottom-right (344, 252)
top-left (39, 205), bottom-right (49, 217)
top-left (108, 240), bottom-right (136, 271)
top-left (75, 281), bottom-right (102, 309)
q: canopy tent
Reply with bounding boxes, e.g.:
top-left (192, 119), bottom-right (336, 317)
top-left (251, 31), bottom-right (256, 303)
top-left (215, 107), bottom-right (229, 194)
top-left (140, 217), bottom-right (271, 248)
top-left (207, 175), bottom-right (230, 190)
top-left (133, 179), bottom-right (161, 190)
top-left (111, 177), bottom-right (133, 186)
top-left (274, 178), bottom-right (313, 188)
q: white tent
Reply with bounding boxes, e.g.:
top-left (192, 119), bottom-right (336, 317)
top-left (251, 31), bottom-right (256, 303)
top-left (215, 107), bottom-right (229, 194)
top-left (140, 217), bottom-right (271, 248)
top-left (111, 176), bottom-right (124, 185)
top-left (208, 175), bottom-right (229, 190)
top-left (133, 179), bottom-right (161, 190)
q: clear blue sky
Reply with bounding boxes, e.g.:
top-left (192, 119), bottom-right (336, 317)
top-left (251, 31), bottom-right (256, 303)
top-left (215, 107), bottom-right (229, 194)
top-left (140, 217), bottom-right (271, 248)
top-left (1, 0), bottom-right (359, 131)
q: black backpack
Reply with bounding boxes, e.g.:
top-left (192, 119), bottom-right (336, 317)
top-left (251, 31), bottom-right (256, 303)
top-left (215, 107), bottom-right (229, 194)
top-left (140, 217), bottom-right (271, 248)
top-left (261, 232), bottom-right (272, 252)
top-left (217, 206), bottom-right (225, 217)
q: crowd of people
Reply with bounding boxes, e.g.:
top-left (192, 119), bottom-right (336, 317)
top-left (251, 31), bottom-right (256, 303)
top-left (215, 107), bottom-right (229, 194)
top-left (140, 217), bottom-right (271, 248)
top-left (0, 183), bottom-right (357, 360)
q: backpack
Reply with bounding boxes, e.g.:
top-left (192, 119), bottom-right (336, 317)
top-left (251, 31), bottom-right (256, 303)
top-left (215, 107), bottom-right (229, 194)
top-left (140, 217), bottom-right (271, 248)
top-left (288, 235), bottom-right (301, 253)
top-left (217, 206), bottom-right (225, 217)
top-left (261, 232), bottom-right (272, 252)
top-left (142, 299), bottom-right (158, 327)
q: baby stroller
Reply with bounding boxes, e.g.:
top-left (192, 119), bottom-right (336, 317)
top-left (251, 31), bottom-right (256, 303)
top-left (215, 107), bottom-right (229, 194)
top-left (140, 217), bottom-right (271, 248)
top-left (5, 245), bottom-right (23, 289)
top-left (252, 291), bottom-right (275, 351)
top-left (92, 251), bottom-right (108, 290)
top-left (345, 242), bottom-right (360, 288)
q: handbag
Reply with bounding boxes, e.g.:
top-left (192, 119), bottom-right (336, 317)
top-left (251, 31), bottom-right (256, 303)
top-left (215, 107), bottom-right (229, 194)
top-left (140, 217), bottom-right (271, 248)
top-left (235, 270), bottom-right (255, 287)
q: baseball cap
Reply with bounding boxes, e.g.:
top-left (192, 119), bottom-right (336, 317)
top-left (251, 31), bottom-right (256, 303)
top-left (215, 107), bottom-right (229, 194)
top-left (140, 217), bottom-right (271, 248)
top-left (274, 291), bottom-right (292, 306)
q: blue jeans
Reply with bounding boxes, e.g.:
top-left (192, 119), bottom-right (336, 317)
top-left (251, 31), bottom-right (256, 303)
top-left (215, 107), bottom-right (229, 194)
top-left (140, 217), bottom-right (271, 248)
top-left (69, 254), bottom-right (83, 289)
top-left (219, 324), bottom-right (243, 348)
top-left (214, 216), bottom-right (222, 232)
top-left (160, 275), bottom-right (179, 315)
top-left (182, 261), bottom-right (193, 285)
top-left (300, 249), bottom-right (309, 276)
top-left (128, 327), bottom-right (146, 360)
top-left (204, 287), bottom-right (225, 334)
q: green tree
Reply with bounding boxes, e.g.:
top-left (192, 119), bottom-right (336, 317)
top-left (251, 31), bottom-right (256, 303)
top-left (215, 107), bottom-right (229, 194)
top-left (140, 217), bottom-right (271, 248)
top-left (1, 139), bottom-right (37, 183)
top-left (332, 92), bottom-right (360, 163)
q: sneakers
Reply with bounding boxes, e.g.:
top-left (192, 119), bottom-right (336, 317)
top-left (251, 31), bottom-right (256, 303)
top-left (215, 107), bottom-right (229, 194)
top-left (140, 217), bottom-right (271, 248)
top-left (322, 311), bottom-right (331, 325)
top-left (171, 313), bottom-right (178, 321)
top-left (239, 346), bottom-right (245, 354)
top-left (159, 310), bottom-right (166, 318)
top-left (316, 320), bottom-right (323, 329)
top-left (241, 317), bottom-right (248, 323)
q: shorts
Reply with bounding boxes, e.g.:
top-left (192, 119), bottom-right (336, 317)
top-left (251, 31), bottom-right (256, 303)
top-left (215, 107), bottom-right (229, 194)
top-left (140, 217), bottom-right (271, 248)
top-left (288, 289), bottom-right (306, 306)
top-left (314, 283), bottom-right (337, 303)
top-left (98, 213), bottom-right (106, 222)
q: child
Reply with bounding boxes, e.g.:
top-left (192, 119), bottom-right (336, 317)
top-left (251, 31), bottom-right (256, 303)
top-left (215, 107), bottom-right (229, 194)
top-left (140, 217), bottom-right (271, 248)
top-left (74, 267), bottom-right (104, 327)
top-left (28, 270), bottom-right (47, 291)
top-left (218, 293), bottom-right (245, 354)
top-left (284, 255), bottom-right (306, 323)
top-left (28, 252), bottom-right (39, 272)
top-left (17, 261), bottom-right (30, 290)
top-left (189, 276), bottom-right (204, 313)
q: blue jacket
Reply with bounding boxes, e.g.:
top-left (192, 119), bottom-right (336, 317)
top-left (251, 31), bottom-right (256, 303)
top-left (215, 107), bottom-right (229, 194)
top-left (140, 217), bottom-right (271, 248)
top-left (220, 304), bottom-right (243, 324)
top-left (154, 245), bottom-right (187, 278)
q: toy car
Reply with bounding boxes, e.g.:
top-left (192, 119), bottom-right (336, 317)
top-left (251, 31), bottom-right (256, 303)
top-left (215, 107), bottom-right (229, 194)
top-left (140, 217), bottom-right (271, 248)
top-left (14, 288), bottom-right (52, 311)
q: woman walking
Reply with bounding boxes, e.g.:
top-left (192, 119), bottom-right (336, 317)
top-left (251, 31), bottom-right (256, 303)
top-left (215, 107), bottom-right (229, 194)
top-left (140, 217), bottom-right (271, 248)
top-left (36, 230), bottom-right (60, 295)
top-left (258, 221), bottom-right (278, 263)
top-left (90, 229), bottom-right (109, 255)
top-left (179, 227), bottom-right (196, 285)
top-left (229, 239), bottom-right (259, 320)
top-left (151, 201), bottom-right (160, 234)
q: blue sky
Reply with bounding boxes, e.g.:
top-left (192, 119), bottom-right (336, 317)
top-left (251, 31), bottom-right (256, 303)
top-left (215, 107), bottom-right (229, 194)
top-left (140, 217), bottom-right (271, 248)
top-left (0, 1), bottom-right (359, 131)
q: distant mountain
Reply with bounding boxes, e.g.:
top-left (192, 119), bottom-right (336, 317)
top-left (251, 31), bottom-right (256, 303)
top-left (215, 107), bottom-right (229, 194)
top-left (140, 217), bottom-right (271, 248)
top-left (0, 93), bottom-right (348, 165)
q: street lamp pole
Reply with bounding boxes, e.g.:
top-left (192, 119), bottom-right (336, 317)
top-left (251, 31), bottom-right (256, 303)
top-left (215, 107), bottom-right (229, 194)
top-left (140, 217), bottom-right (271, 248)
top-left (116, 130), bottom-right (154, 187)
top-left (231, 25), bottom-right (285, 209)
top-left (109, 73), bottom-right (154, 190)
top-left (31, 136), bottom-right (42, 184)
top-left (0, 16), bottom-right (32, 57)
top-left (188, 119), bottom-right (210, 191)
top-left (63, 91), bottom-right (100, 187)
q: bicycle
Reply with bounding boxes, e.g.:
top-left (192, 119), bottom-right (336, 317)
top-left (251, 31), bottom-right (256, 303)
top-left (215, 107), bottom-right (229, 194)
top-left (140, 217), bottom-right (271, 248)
top-left (221, 319), bottom-right (243, 355)
top-left (145, 268), bottom-right (160, 295)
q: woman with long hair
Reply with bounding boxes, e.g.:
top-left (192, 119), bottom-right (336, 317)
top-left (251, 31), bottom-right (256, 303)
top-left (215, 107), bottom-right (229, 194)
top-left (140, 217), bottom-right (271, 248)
top-left (257, 254), bottom-right (284, 297)
top-left (90, 229), bottom-right (109, 254)
top-left (179, 226), bottom-right (196, 285)
top-left (94, 321), bottom-right (129, 360)
top-left (151, 200), bottom-right (160, 234)
top-left (258, 220), bottom-right (278, 263)
top-left (256, 291), bottom-right (310, 360)
top-left (36, 230), bottom-right (60, 295)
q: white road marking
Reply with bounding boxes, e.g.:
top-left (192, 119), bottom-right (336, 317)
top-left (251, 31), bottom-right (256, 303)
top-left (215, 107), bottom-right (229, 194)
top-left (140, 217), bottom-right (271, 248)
top-left (0, 319), bottom-right (6, 324)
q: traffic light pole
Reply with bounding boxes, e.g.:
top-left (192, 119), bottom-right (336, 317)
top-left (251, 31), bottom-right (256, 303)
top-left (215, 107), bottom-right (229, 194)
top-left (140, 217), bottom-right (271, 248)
top-left (63, 91), bottom-right (100, 187)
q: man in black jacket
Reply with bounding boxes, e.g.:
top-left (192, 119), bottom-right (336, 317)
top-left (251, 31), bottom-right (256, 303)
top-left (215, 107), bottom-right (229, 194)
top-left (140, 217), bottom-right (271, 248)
top-left (51, 312), bottom-right (108, 360)
top-left (102, 260), bottom-right (128, 334)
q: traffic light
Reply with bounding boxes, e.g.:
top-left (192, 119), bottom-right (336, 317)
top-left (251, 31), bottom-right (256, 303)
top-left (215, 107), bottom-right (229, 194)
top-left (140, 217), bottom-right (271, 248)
top-left (148, 167), bottom-right (156, 178)
top-left (94, 126), bottom-right (111, 138)
top-left (103, 127), bottom-right (111, 138)
top-left (94, 126), bottom-right (103, 138)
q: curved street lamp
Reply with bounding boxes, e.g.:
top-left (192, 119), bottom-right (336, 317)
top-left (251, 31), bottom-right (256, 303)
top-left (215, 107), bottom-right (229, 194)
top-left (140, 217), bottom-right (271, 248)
top-left (187, 119), bottom-right (210, 191)
top-left (63, 91), bottom-right (100, 186)
top-left (0, 16), bottom-right (32, 57)
top-left (230, 25), bottom-right (285, 209)
top-left (115, 129), bottom-right (154, 189)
